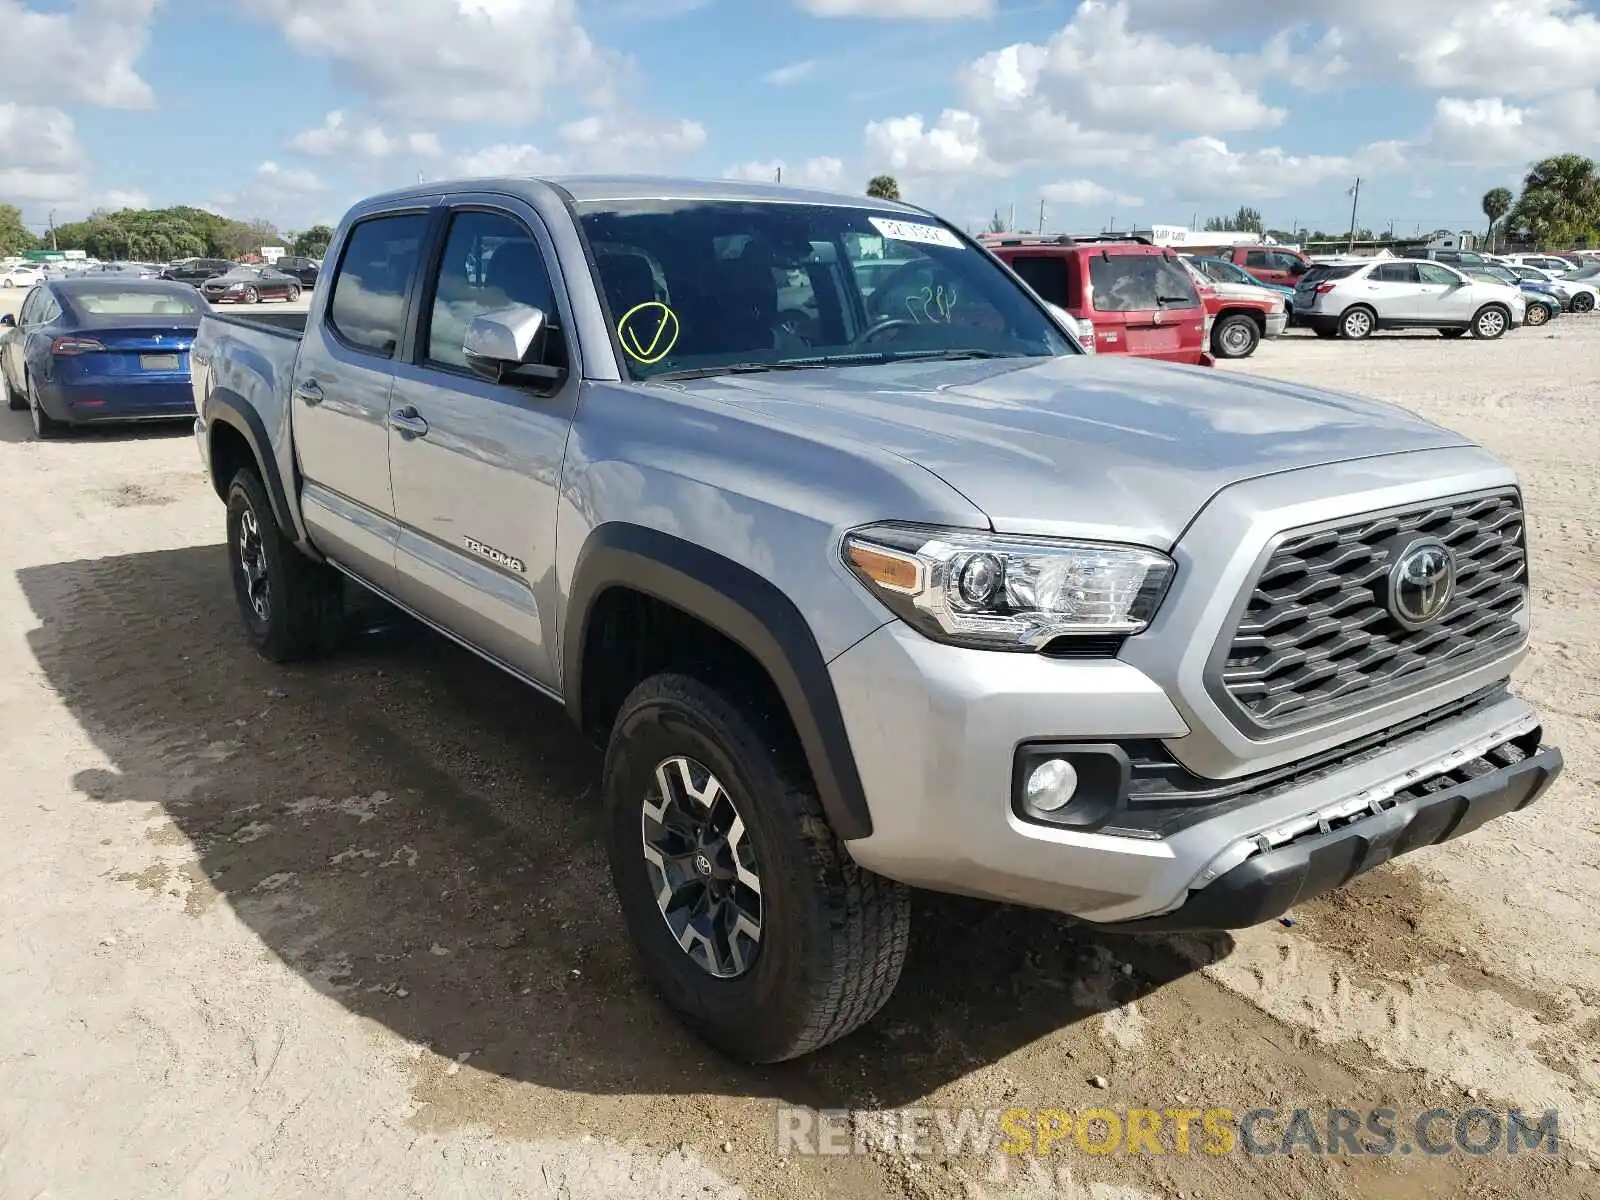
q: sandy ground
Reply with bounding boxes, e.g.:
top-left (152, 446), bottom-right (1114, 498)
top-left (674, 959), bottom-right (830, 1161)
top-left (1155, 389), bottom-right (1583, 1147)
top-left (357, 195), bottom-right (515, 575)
top-left (2, 288), bottom-right (1598, 1200)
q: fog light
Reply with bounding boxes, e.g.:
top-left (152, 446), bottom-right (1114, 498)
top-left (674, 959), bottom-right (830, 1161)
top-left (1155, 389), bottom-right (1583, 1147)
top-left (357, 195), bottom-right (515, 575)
top-left (1026, 758), bottom-right (1079, 812)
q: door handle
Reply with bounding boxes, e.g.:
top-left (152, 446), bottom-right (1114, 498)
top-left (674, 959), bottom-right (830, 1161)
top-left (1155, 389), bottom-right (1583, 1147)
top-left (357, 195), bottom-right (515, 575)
top-left (296, 379), bottom-right (324, 405)
top-left (389, 406), bottom-right (430, 438)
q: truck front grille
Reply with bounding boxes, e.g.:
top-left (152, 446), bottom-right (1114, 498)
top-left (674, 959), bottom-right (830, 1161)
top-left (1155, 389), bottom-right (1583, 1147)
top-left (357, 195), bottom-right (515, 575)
top-left (1219, 490), bottom-right (1527, 728)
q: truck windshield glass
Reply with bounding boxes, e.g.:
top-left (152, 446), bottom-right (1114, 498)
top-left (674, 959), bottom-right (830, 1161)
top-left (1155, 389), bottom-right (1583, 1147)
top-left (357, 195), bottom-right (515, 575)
top-left (574, 199), bottom-right (1072, 380)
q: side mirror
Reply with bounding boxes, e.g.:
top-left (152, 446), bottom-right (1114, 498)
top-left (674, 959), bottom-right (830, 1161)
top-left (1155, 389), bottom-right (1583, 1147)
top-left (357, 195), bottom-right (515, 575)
top-left (463, 304), bottom-right (563, 386)
top-left (0, 314), bottom-right (13, 328)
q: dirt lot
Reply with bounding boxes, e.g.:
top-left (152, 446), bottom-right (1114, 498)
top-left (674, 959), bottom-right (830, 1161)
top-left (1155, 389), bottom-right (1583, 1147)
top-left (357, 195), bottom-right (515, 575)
top-left (2, 295), bottom-right (1598, 1199)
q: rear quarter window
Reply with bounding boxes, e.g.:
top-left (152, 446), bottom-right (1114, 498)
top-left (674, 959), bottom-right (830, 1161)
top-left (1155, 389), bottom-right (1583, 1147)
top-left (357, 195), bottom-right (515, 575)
top-left (1087, 254), bottom-right (1198, 312)
top-left (1006, 255), bottom-right (1071, 308)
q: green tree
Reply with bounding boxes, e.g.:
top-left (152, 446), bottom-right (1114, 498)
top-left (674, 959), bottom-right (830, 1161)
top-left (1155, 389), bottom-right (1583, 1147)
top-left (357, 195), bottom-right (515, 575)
top-left (986, 209), bottom-right (1008, 234)
top-left (1203, 206), bottom-right (1264, 233)
top-left (292, 224), bottom-right (334, 258)
top-left (866, 175), bottom-right (901, 201)
top-left (1506, 154), bottom-right (1600, 249)
top-left (1481, 186), bottom-right (1512, 251)
top-left (0, 205), bottom-right (36, 256)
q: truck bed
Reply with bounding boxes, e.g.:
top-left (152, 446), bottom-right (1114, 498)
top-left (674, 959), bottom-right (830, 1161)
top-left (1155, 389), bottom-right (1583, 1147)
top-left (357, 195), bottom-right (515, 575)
top-left (205, 309), bottom-right (306, 339)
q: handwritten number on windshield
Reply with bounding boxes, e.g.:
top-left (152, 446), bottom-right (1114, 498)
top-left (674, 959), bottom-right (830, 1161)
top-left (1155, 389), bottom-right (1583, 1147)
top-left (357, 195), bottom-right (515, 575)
top-left (905, 284), bottom-right (957, 325)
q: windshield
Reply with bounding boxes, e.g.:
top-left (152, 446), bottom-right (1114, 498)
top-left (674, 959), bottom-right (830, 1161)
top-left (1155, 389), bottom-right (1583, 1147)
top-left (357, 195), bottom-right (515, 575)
top-left (1476, 265), bottom-right (1518, 284)
top-left (575, 199), bottom-right (1072, 380)
top-left (71, 289), bottom-right (201, 315)
top-left (1203, 257), bottom-right (1254, 285)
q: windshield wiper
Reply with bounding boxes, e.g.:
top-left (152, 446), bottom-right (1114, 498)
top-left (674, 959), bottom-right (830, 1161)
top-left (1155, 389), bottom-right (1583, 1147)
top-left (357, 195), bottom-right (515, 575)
top-left (650, 361), bottom-right (820, 381)
top-left (889, 348), bottom-right (1011, 362)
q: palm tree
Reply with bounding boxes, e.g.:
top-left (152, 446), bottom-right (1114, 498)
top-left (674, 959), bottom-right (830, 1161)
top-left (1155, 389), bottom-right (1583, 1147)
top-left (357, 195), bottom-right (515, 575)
top-left (866, 175), bottom-right (900, 202)
top-left (1481, 187), bottom-right (1512, 252)
top-left (1507, 154), bottom-right (1600, 250)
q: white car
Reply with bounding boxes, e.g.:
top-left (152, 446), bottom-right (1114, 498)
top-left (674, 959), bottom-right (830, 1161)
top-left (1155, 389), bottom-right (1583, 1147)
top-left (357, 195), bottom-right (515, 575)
top-left (1500, 253), bottom-right (1581, 275)
top-left (1295, 257), bottom-right (1526, 340)
top-left (1505, 264), bottom-right (1598, 313)
top-left (1, 264), bottom-right (43, 288)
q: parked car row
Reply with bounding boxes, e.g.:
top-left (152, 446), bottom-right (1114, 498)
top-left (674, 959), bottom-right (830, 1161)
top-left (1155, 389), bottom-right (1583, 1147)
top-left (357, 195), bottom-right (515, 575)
top-left (161, 256), bottom-right (320, 296)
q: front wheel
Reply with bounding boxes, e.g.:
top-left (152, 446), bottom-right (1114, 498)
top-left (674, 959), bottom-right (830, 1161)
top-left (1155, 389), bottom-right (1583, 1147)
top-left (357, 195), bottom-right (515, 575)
top-left (1471, 306), bottom-right (1509, 339)
top-left (1525, 304), bottom-right (1550, 327)
top-left (224, 469), bottom-right (344, 662)
top-left (603, 673), bottom-right (910, 1063)
top-left (244, 287), bottom-right (260, 304)
top-left (1211, 313), bottom-right (1261, 359)
top-left (2, 368), bottom-right (24, 411)
top-left (1571, 292), bottom-right (1595, 313)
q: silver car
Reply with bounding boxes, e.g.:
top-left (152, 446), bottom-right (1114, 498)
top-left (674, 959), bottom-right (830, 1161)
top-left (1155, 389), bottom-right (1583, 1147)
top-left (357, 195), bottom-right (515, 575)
top-left (1507, 265), bottom-right (1599, 313)
top-left (1296, 258), bottom-right (1526, 340)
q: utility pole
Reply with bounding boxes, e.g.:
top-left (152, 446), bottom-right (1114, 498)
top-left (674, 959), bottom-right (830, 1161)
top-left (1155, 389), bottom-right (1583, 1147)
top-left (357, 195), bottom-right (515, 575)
top-left (1038, 198), bottom-right (1045, 236)
top-left (1345, 177), bottom-right (1361, 252)
top-left (1008, 201), bottom-right (1015, 232)
top-left (775, 166), bottom-right (782, 184)
top-left (49, 210), bottom-right (57, 251)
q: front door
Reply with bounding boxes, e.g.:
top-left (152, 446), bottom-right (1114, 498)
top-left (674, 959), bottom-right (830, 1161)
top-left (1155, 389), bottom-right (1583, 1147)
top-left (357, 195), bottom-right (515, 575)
top-left (1414, 263), bottom-right (1477, 322)
top-left (1365, 262), bottom-right (1424, 320)
top-left (291, 209), bottom-right (430, 590)
top-left (385, 200), bottom-right (580, 690)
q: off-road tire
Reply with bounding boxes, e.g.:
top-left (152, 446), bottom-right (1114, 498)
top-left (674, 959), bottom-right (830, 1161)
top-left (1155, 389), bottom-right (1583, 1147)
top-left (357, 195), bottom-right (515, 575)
top-left (225, 468), bottom-right (344, 662)
top-left (603, 673), bottom-right (911, 1063)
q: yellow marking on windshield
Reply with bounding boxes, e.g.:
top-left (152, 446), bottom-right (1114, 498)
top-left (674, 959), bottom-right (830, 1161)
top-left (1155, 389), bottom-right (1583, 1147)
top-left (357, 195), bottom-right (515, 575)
top-left (617, 301), bottom-right (681, 364)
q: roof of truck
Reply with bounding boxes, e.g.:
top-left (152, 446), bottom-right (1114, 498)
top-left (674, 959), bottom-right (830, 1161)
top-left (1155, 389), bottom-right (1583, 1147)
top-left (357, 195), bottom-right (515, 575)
top-left (357, 174), bottom-right (930, 215)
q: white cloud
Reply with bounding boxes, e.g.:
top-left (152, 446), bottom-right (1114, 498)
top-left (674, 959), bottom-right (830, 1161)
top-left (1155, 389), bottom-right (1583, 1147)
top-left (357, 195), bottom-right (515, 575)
top-left (256, 161), bottom-right (327, 192)
top-left (864, 109), bottom-right (999, 176)
top-left (1135, 137), bottom-right (1363, 202)
top-left (959, 2), bottom-right (1284, 145)
top-left (0, 104), bottom-right (87, 205)
top-left (1041, 179), bottom-right (1142, 208)
top-left (456, 111), bottom-right (708, 177)
top-left (1421, 90), bottom-right (1600, 166)
top-left (723, 157), bottom-right (845, 189)
top-left (288, 110), bottom-right (442, 159)
top-left (798, 0), bottom-right (992, 16)
top-left (100, 188), bottom-right (152, 211)
top-left (0, 0), bottom-right (159, 109)
top-left (764, 59), bottom-right (820, 85)
top-left (242, 0), bottom-right (617, 121)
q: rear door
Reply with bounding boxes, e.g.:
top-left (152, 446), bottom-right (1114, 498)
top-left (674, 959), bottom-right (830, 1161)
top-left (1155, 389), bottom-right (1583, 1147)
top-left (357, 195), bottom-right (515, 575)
top-left (291, 209), bottom-right (431, 591)
top-left (385, 198), bottom-right (580, 689)
top-left (1087, 250), bottom-right (1204, 363)
top-left (1365, 262), bottom-right (1423, 320)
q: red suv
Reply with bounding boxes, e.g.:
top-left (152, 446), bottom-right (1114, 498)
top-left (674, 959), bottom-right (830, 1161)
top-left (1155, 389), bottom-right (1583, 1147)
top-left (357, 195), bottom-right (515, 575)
top-left (1211, 244), bottom-right (1313, 287)
top-left (984, 234), bottom-right (1212, 366)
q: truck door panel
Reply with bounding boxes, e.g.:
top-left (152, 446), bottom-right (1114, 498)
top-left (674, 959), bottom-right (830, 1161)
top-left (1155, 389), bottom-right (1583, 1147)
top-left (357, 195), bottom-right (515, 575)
top-left (386, 201), bottom-right (578, 689)
top-left (292, 211), bottom-right (429, 589)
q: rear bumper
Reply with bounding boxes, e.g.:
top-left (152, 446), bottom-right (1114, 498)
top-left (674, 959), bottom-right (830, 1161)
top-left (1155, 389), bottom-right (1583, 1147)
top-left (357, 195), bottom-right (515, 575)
top-left (37, 377), bottom-right (195, 424)
top-left (1105, 741), bottom-right (1562, 931)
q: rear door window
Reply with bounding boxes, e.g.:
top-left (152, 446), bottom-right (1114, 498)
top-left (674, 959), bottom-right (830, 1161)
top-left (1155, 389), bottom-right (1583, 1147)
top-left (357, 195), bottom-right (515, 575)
top-left (1007, 255), bottom-right (1071, 308)
top-left (1371, 263), bottom-right (1420, 284)
top-left (327, 213), bottom-right (428, 357)
top-left (1088, 254), bottom-right (1197, 312)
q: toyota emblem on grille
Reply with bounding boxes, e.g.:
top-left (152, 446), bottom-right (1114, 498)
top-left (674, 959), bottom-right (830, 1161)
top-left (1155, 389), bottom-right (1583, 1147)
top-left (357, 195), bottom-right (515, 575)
top-left (1386, 538), bottom-right (1456, 630)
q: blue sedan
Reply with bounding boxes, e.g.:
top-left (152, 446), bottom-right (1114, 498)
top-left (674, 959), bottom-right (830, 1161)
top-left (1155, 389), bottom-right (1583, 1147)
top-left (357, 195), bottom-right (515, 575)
top-left (1, 278), bottom-right (206, 438)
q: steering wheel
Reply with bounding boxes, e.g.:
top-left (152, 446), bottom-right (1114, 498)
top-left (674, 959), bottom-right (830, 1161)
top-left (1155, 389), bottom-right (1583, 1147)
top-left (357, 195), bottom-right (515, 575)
top-left (851, 316), bottom-right (921, 346)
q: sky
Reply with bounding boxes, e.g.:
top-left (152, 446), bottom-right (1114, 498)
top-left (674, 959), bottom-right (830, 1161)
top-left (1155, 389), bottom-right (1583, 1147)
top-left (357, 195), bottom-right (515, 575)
top-left (3, 0), bottom-right (1600, 241)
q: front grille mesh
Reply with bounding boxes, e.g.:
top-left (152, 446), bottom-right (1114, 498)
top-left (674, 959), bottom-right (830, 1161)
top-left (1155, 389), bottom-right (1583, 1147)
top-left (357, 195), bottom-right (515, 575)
top-left (1221, 491), bottom-right (1527, 727)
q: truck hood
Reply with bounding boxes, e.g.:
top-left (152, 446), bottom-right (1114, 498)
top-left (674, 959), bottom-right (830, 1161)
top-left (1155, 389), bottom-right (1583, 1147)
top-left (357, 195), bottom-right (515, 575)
top-left (669, 354), bottom-right (1474, 548)
top-left (1209, 280), bottom-right (1289, 304)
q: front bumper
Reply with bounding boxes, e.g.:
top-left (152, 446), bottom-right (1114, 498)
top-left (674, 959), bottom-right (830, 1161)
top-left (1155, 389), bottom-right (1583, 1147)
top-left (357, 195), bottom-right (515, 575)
top-left (1264, 312), bottom-right (1288, 338)
top-left (831, 619), bottom-right (1560, 926)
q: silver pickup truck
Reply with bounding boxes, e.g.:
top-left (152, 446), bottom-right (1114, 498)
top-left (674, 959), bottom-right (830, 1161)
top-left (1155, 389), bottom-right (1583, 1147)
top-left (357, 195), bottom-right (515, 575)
top-left (191, 176), bottom-right (1562, 1063)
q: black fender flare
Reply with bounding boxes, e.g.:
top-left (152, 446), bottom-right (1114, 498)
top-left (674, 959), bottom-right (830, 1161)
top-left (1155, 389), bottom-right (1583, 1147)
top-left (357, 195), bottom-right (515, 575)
top-left (564, 523), bottom-right (874, 841)
top-left (206, 389), bottom-right (296, 535)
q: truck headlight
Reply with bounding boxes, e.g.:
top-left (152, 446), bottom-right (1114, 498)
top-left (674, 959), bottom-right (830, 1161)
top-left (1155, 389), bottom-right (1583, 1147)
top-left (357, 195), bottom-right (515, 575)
top-left (842, 524), bottom-right (1175, 651)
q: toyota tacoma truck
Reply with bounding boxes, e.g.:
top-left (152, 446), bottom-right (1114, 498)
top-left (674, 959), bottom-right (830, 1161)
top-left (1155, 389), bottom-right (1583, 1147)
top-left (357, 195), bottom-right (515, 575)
top-left (190, 176), bottom-right (1563, 1064)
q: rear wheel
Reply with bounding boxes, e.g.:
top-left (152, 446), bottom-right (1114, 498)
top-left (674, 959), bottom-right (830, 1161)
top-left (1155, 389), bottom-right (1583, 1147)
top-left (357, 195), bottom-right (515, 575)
top-left (1211, 313), bottom-right (1261, 359)
top-left (1339, 306), bottom-right (1375, 339)
top-left (1471, 305), bottom-right (1509, 339)
top-left (27, 376), bottom-right (66, 439)
top-left (225, 469), bottom-right (344, 662)
top-left (604, 673), bottom-right (910, 1063)
top-left (286, 286), bottom-right (301, 303)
